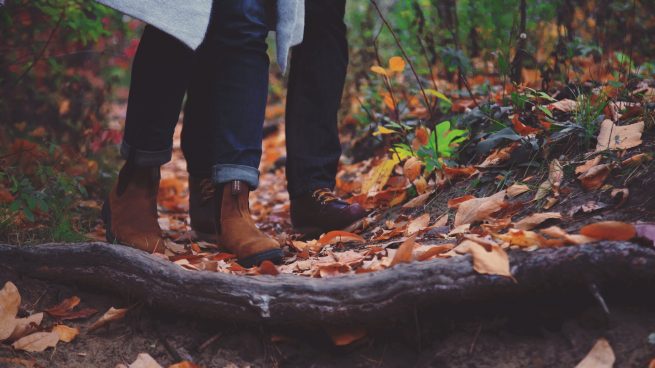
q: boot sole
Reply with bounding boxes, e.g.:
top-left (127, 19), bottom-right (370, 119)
top-left (238, 248), bottom-right (284, 268)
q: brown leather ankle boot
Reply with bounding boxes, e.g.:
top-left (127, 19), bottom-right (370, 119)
top-left (188, 176), bottom-right (218, 241)
top-left (216, 180), bottom-right (282, 267)
top-left (101, 162), bottom-right (165, 253)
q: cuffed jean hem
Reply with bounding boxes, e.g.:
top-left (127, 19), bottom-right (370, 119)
top-left (120, 141), bottom-right (172, 167)
top-left (212, 164), bottom-right (260, 189)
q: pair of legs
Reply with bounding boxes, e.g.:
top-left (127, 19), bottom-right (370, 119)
top-left (105, 0), bottom-right (365, 266)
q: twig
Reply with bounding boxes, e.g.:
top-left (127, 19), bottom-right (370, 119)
top-left (12, 10), bottom-right (65, 86)
top-left (197, 333), bottom-right (222, 352)
top-left (468, 323), bottom-right (483, 354)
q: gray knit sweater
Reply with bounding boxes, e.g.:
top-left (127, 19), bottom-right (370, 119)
top-left (96, 0), bottom-right (304, 71)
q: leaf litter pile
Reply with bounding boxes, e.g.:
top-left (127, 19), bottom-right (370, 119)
top-left (82, 72), bottom-right (655, 281)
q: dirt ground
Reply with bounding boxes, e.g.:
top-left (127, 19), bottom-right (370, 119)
top-left (2, 266), bottom-right (655, 368)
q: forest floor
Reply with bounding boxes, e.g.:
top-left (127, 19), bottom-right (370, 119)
top-left (2, 67), bottom-right (655, 366)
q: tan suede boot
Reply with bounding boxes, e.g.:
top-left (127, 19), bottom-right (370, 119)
top-left (101, 162), bottom-right (165, 253)
top-left (216, 180), bottom-right (282, 267)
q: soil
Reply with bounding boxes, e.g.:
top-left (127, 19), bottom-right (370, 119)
top-left (2, 266), bottom-right (655, 368)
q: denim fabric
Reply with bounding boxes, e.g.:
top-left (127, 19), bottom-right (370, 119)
top-left (213, 164), bottom-right (260, 189)
top-left (122, 0), bottom-right (269, 186)
top-left (120, 141), bottom-right (172, 167)
top-left (183, 0), bottom-right (348, 198)
top-left (182, 0), bottom-right (270, 185)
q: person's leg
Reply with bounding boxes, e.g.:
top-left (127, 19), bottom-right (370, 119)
top-left (103, 25), bottom-right (193, 253)
top-left (286, 0), bottom-right (365, 236)
top-left (184, 0), bottom-right (281, 266)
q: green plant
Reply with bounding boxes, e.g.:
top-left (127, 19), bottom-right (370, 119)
top-left (415, 121), bottom-right (468, 172)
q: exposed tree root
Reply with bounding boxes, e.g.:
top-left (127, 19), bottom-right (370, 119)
top-left (1, 242), bottom-right (654, 325)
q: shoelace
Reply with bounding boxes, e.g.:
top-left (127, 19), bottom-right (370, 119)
top-left (199, 178), bottom-right (215, 203)
top-left (312, 188), bottom-right (347, 205)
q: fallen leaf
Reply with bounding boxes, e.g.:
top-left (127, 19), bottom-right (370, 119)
top-left (610, 188), bottom-right (629, 207)
top-left (327, 326), bottom-right (367, 346)
top-left (621, 152), bottom-right (652, 167)
top-left (317, 263), bottom-right (350, 278)
top-left (575, 338), bottom-right (615, 368)
top-left (495, 229), bottom-right (548, 247)
top-left (406, 213), bottom-right (430, 235)
top-left (575, 156), bottom-right (602, 174)
top-left (45, 296), bottom-right (81, 317)
top-left (12, 331), bottom-right (59, 352)
top-left (506, 183), bottom-right (530, 197)
top-left (514, 212), bottom-right (562, 230)
top-left (168, 362), bottom-right (200, 368)
top-left (403, 192), bottom-right (432, 208)
top-left (448, 195), bottom-right (477, 209)
top-left (578, 164), bottom-right (611, 191)
top-left (478, 142), bottom-right (519, 168)
top-left (58, 308), bottom-right (97, 321)
top-left (460, 240), bottom-right (512, 278)
top-left (89, 307), bottom-right (128, 332)
top-left (258, 260), bottom-right (280, 276)
top-left (443, 165), bottom-right (478, 179)
top-left (317, 231), bottom-right (365, 246)
top-left (433, 213), bottom-right (448, 227)
top-left (596, 119), bottom-right (644, 151)
top-left (391, 235), bottom-right (417, 266)
top-left (548, 99), bottom-right (578, 112)
top-left (362, 157), bottom-right (398, 193)
top-left (0, 281), bottom-right (20, 341)
top-left (52, 324), bottom-right (79, 342)
top-left (567, 201), bottom-right (609, 217)
top-left (416, 244), bottom-right (455, 261)
top-left (580, 221), bottom-right (636, 241)
top-left (512, 114), bottom-right (541, 136)
top-left (541, 226), bottom-right (598, 245)
top-left (547, 159), bottom-right (564, 194)
top-left (8, 313), bottom-right (43, 342)
top-left (454, 191), bottom-right (507, 226)
top-left (403, 157), bottom-right (422, 182)
top-left (127, 353), bottom-right (163, 368)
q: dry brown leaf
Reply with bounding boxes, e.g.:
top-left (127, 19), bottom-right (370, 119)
top-left (575, 338), bottom-right (615, 368)
top-left (506, 183), bottom-right (530, 197)
top-left (403, 192), bottom-right (432, 208)
top-left (317, 231), bottom-right (365, 246)
top-left (327, 326), bottom-right (367, 346)
top-left (391, 235), bottom-right (417, 266)
top-left (443, 165), bottom-right (478, 179)
top-left (495, 229), bottom-right (548, 247)
top-left (89, 307), bottom-right (128, 332)
top-left (448, 195), bottom-right (476, 209)
top-left (548, 99), bottom-right (578, 112)
top-left (596, 119), bottom-right (644, 151)
top-left (127, 353), bottom-right (163, 368)
top-left (433, 213), bottom-right (448, 227)
top-left (45, 296), bottom-right (81, 317)
top-left (547, 159), bottom-right (564, 194)
top-left (8, 313), bottom-right (43, 342)
top-left (540, 226), bottom-right (598, 245)
top-left (12, 331), bottom-right (59, 352)
top-left (403, 157), bottom-right (422, 182)
top-left (258, 260), bottom-right (280, 276)
top-left (621, 152), bottom-right (652, 167)
top-left (575, 156), bottom-right (602, 174)
top-left (317, 263), bottom-right (350, 278)
top-left (514, 212), bottom-right (562, 230)
top-left (413, 176), bottom-right (428, 194)
top-left (454, 191), bottom-right (506, 226)
top-left (406, 213), bottom-right (430, 235)
top-left (578, 164), bottom-right (611, 191)
top-left (168, 362), bottom-right (200, 368)
top-left (0, 281), bottom-right (20, 341)
top-left (460, 240), bottom-right (512, 278)
top-left (416, 244), bottom-right (455, 261)
top-left (52, 324), bottom-right (79, 342)
top-left (580, 221), bottom-right (636, 241)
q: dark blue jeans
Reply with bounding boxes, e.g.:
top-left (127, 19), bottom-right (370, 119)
top-left (182, 0), bottom-right (348, 198)
top-left (121, 0), bottom-right (270, 188)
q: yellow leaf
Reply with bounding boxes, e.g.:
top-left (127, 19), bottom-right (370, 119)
top-left (52, 324), bottom-right (79, 343)
top-left (425, 89), bottom-right (453, 104)
top-left (370, 65), bottom-right (388, 76)
top-left (372, 125), bottom-right (397, 136)
top-left (361, 157), bottom-right (399, 193)
top-left (388, 56), bottom-right (406, 72)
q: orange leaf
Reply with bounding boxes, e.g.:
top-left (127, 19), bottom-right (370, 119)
top-left (417, 244), bottom-right (455, 261)
top-left (258, 260), bottom-right (280, 276)
top-left (443, 165), bottom-right (478, 179)
top-left (511, 115), bottom-right (541, 136)
top-left (317, 231), bottom-right (365, 246)
top-left (447, 195), bottom-right (476, 209)
top-left (388, 56), bottom-right (406, 72)
top-left (577, 164), bottom-right (611, 191)
top-left (169, 362), bottom-right (201, 368)
top-left (44, 296), bottom-right (80, 317)
top-left (327, 326), bottom-right (367, 346)
top-left (580, 221), bottom-right (636, 241)
top-left (391, 235), bottom-right (417, 266)
top-left (403, 157), bottom-right (423, 182)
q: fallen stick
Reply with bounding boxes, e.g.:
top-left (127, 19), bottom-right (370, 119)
top-left (0, 242), bottom-right (654, 325)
